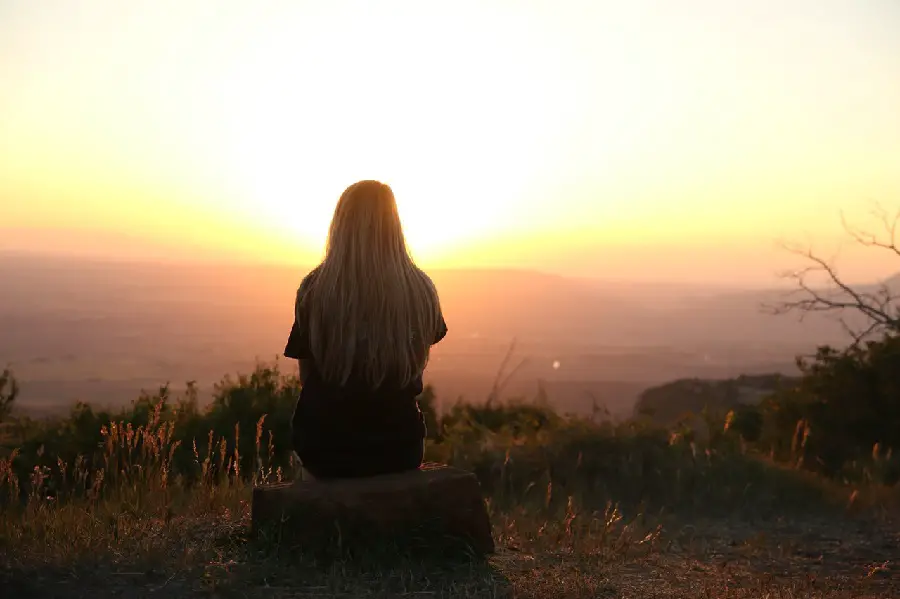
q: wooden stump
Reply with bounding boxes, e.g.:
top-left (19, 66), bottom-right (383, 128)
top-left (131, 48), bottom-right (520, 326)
top-left (251, 463), bottom-right (494, 555)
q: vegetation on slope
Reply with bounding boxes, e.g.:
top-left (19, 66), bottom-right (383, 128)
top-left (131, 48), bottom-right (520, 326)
top-left (0, 333), bottom-right (898, 597)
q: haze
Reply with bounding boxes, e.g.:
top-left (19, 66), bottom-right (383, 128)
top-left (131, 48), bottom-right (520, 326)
top-left (2, 0), bottom-right (899, 284)
top-left (4, 252), bottom-right (897, 418)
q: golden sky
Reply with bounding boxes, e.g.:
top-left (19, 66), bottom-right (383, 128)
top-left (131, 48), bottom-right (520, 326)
top-left (1, 0), bottom-right (899, 285)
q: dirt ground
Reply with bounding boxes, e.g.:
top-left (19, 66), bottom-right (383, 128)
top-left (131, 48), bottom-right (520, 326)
top-left (2, 511), bottom-right (897, 599)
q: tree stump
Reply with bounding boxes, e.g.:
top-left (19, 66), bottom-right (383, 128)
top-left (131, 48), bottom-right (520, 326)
top-left (251, 462), bottom-right (494, 555)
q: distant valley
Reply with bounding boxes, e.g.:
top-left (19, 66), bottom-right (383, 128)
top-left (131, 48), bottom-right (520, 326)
top-left (1, 252), bottom-right (893, 418)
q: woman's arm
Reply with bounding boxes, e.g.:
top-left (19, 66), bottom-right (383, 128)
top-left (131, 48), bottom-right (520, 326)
top-left (298, 359), bottom-right (313, 386)
top-left (284, 281), bottom-right (314, 377)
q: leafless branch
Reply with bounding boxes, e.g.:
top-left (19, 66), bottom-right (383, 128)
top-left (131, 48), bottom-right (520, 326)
top-left (839, 204), bottom-right (900, 260)
top-left (763, 205), bottom-right (900, 346)
top-left (487, 340), bottom-right (529, 406)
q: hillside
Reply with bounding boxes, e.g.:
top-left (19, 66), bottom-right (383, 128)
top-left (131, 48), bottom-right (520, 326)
top-left (634, 373), bottom-right (801, 424)
top-left (2, 361), bottom-right (898, 598)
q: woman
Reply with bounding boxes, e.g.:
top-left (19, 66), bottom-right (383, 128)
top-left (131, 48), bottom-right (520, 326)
top-left (283, 180), bottom-right (447, 480)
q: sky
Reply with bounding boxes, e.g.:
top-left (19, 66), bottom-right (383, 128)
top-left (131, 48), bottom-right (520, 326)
top-left (1, 0), bottom-right (899, 286)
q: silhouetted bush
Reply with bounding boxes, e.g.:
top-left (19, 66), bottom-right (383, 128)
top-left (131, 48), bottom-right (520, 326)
top-left (759, 334), bottom-right (900, 484)
top-left (725, 404), bottom-right (764, 443)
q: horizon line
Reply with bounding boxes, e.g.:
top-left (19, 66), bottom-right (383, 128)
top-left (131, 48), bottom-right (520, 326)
top-left (5, 247), bottom-right (894, 291)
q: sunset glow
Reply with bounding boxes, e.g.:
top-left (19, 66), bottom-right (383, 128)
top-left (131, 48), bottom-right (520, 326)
top-left (2, 0), bottom-right (899, 283)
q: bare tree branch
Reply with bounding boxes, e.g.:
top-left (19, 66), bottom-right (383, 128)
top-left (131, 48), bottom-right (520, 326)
top-left (0, 367), bottom-right (18, 423)
top-left (839, 204), bottom-right (900, 260)
top-left (486, 340), bottom-right (529, 406)
top-left (762, 205), bottom-right (900, 346)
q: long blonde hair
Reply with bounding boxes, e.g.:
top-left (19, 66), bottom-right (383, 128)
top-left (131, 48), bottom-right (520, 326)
top-left (298, 180), bottom-right (443, 389)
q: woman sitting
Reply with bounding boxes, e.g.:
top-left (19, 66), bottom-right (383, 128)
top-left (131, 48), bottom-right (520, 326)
top-left (283, 179), bottom-right (447, 480)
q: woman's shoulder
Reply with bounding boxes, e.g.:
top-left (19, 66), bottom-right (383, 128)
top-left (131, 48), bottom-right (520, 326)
top-left (413, 267), bottom-right (438, 290)
top-left (294, 266), bottom-right (323, 311)
top-left (298, 266), bottom-right (322, 292)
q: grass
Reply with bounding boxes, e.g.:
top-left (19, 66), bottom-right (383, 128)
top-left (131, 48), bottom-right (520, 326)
top-left (1, 376), bottom-right (898, 598)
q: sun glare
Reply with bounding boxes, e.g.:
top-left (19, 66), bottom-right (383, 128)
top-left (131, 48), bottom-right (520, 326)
top-left (2, 1), bottom-right (899, 284)
top-left (210, 7), bottom-right (581, 264)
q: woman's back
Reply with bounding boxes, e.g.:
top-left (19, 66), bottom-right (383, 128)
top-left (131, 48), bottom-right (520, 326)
top-left (283, 180), bottom-right (447, 479)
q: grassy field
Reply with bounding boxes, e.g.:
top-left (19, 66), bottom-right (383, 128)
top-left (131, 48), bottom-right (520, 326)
top-left (0, 368), bottom-right (898, 598)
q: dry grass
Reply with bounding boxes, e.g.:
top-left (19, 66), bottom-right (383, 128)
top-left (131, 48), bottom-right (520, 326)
top-left (1, 401), bottom-right (897, 598)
